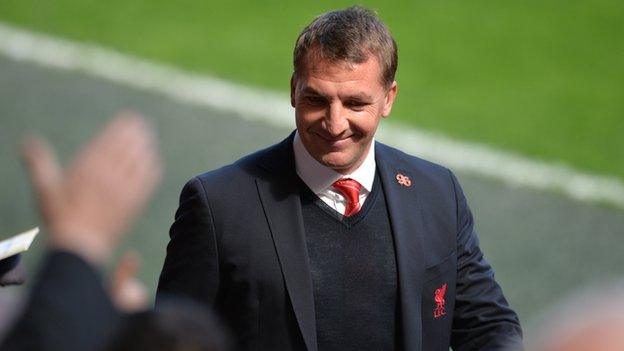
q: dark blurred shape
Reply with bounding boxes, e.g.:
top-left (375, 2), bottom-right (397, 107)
top-left (0, 254), bottom-right (26, 286)
top-left (109, 297), bottom-right (228, 351)
top-left (1, 250), bottom-right (121, 351)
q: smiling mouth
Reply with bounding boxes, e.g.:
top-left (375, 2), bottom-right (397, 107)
top-left (314, 135), bottom-right (353, 149)
top-left (314, 132), bottom-right (354, 143)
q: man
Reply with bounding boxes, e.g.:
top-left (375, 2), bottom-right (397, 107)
top-left (157, 6), bottom-right (522, 351)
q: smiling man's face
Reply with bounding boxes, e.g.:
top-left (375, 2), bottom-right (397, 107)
top-left (291, 55), bottom-right (397, 174)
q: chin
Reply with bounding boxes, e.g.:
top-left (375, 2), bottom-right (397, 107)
top-left (318, 153), bottom-right (357, 173)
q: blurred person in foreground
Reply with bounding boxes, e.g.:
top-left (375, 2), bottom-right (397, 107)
top-left (157, 6), bottom-right (522, 351)
top-left (530, 281), bottom-right (624, 351)
top-left (0, 113), bottom-right (226, 351)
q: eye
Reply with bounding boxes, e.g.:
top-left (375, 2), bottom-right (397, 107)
top-left (345, 100), bottom-right (368, 111)
top-left (303, 96), bottom-right (327, 106)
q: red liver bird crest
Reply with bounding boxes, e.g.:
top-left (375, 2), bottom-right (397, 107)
top-left (433, 283), bottom-right (447, 318)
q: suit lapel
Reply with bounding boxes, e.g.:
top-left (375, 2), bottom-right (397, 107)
top-left (255, 134), bottom-right (318, 351)
top-left (376, 143), bottom-right (425, 351)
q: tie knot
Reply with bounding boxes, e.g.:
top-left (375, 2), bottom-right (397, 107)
top-left (332, 178), bottom-right (362, 217)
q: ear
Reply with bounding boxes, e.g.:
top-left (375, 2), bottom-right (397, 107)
top-left (290, 73), bottom-right (297, 107)
top-left (381, 81), bottom-right (398, 118)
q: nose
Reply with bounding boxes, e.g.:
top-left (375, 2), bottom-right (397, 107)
top-left (323, 102), bottom-right (348, 137)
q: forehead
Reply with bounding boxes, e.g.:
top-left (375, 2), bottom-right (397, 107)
top-left (298, 56), bottom-right (385, 93)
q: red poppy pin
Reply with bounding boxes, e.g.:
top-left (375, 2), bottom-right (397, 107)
top-left (396, 173), bottom-right (411, 187)
top-left (433, 283), bottom-right (447, 319)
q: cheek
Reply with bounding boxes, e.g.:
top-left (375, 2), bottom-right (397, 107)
top-left (294, 113), bottom-right (312, 132)
top-left (350, 109), bottom-right (382, 134)
top-left (295, 107), bottom-right (324, 126)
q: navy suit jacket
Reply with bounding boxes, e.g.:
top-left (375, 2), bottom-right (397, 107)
top-left (157, 134), bottom-right (522, 351)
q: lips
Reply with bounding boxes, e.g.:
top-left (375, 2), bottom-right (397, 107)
top-left (313, 132), bottom-right (354, 148)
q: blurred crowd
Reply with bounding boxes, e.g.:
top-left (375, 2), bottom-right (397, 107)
top-left (0, 113), bottom-right (227, 351)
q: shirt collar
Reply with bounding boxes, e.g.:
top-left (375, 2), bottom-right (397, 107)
top-left (293, 131), bottom-right (376, 194)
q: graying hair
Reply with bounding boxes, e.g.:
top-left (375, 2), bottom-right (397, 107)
top-left (293, 6), bottom-right (398, 87)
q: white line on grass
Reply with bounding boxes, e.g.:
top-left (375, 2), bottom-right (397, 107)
top-left (1, 22), bottom-right (623, 209)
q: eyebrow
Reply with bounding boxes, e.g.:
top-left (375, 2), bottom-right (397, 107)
top-left (300, 87), bottom-right (329, 99)
top-left (300, 86), bottom-right (374, 101)
top-left (345, 93), bottom-right (375, 101)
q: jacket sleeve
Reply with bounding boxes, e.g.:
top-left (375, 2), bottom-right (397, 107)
top-left (448, 172), bottom-right (523, 351)
top-left (156, 176), bottom-right (221, 307)
top-left (1, 251), bottom-right (120, 351)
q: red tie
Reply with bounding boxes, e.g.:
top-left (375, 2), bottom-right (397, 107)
top-left (332, 178), bottom-right (362, 217)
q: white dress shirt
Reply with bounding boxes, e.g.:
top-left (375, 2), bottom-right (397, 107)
top-left (293, 132), bottom-right (376, 215)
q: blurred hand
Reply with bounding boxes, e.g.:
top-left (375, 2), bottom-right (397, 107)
top-left (21, 111), bottom-right (162, 265)
top-left (109, 251), bottom-right (149, 312)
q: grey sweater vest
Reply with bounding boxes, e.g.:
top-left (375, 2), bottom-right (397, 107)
top-left (299, 173), bottom-right (399, 351)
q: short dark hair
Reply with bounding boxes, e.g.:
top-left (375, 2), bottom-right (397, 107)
top-left (293, 6), bottom-right (398, 87)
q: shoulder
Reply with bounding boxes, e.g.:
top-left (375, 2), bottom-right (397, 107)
top-left (375, 141), bottom-right (457, 190)
top-left (187, 135), bottom-right (292, 196)
top-left (375, 141), bottom-right (466, 229)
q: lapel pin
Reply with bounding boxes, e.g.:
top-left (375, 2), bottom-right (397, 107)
top-left (433, 283), bottom-right (447, 318)
top-left (396, 173), bottom-right (411, 187)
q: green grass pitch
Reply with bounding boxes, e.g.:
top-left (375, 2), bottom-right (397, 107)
top-left (1, 1), bottom-right (622, 181)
